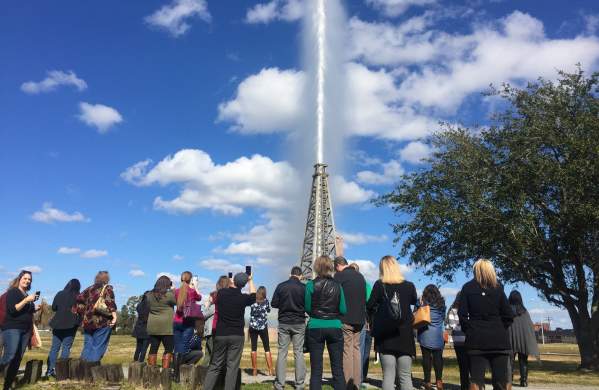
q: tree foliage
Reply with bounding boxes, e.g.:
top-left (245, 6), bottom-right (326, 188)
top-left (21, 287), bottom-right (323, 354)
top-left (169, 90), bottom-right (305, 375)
top-left (115, 295), bottom-right (141, 335)
top-left (379, 67), bottom-right (599, 369)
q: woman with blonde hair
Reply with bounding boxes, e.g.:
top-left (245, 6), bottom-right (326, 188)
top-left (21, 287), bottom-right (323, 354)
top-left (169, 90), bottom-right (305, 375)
top-left (249, 286), bottom-right (273, 376)
top-left (458, 259), bottom-right (514, 390)
top-left (173, 271), bottom-right (201, 379)
top-left (367, 256), bottom-right (417, 390)
top-left (305, 255), bottom-right (347, 390)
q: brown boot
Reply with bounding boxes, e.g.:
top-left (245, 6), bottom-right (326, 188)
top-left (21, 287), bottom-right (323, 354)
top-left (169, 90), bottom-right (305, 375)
top-left (436, 379), bottom-right (443, 390)
top-left (162, 353), bottom-right (172, 369)
top-left (468, 384), bottom-right (481, 390)
top-left (265, 351), bottom-right (274, 376)
top-left (147, 354), bottom-right (157, 366)
top-left (251, 351), bottom-right (258, 376)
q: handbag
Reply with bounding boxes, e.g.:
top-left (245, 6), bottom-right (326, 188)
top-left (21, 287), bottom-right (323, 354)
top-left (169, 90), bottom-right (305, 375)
top-left (93, 285), bottom-right (112, 317)
top-left (413, 304), bottom-right (431, 329)
top-left (30, 324), bottom-right (42, 349)
top-left (183, 300), bottom-right (203, 320)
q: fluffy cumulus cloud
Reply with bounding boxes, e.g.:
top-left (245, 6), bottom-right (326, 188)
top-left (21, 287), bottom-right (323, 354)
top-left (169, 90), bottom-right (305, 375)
top-left (356, 159), bottom-right (404, 186)
top-left (122, 149), bottom-right (301, 215)
top-left (57, 247), bottom-right (81, 255)
top-left (145, 0), bottom-right (211, 37)
top-left (31, 203), bottom-right (89, 224)
top-left (173, 254), bottom-right (184, 261)
top-left (218, 68), bottom-right (304, 134)
top-left (350, 259), bottom-right (412, 282)
top-left (199, 259), bottom-right (245, 273)
top-left (21, 70), bottom-right (87, 94)
top-left (339, 231), bottom-right (387, 246)
top-left (399, 141), bottom-right (432, 164)
top-left (129, 269), bottom-right (145, 277)
top-left (78, 102), bottom-right (123, 133)
top-left (80, 249), bottom-right (108, 259)
top-left (245, 0), bottom-right (303, 24)
top-left (330, 175), bottom-right (376, 204)
top-left (366, 0), bottom-right (437, 17)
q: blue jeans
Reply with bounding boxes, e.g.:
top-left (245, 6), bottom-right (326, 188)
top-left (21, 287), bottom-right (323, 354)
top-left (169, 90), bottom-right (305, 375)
top-left (173, 321), bottom-right (194, 354)
top-left (0, 328), bottom-right (31, 390)
top-left (307, 328), bottom-right (345, 390)
top-left (81, 327), bottom-right (112, 362)
top-left (360, 327), bottom-right (372, 383)
top-left (47, 327), bottom-right (77, 373)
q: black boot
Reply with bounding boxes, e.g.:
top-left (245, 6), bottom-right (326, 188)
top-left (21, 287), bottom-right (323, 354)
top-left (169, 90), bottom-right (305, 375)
top-left (519, 354), bottom-right (528, 387)
top-left (172, 353), bottom-right (181, 383)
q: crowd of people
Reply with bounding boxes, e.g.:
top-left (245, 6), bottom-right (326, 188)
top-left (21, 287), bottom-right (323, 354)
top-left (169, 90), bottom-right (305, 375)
top-left (0, 256), bottom-right (541, 390)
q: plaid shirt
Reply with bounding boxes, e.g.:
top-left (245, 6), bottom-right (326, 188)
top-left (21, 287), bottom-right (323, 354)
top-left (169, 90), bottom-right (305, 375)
top-left (76, 283), bottom-right (117, 331)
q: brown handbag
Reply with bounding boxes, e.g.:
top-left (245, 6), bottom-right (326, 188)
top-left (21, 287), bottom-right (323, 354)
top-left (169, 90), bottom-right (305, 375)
top-left (413, 304), bottom-right (431, 329)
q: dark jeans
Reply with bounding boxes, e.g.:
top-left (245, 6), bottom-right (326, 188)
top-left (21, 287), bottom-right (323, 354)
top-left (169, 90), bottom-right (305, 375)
top-left (249, 327), bottom-right (270, 352)
top-left (173, 321), bottom-right (195, 354)
top-left (81, 327), bottom-right (112, 362)
top-left (134, 338), bottom-right (150, 362)
top-left (360, 328), bottom-right (372, 383)
top-left (511, 353), bottom-right (528, 382)
top-left (149, 335), bottom-right (174, 355)
top-left (203, 335), bottom-right (244, 390)
top-left (469, 353), bottom-right (510, 389)
top-left (0, 328), bottom-right (31, 390)
top-left (47, 327), bottom-right (77, 373)
top-left (421, 346), bottom-right (443, 383)
top-left (182, 350), bottom-right (203, 365)
top-left (454, 346), bottom-right (470, 390)
top-left (307, 327), bottom-right (345, 390)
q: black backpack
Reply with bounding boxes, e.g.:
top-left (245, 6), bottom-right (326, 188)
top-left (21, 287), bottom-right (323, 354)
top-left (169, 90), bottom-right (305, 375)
top-left (372, 283), bottom-right (402, 339)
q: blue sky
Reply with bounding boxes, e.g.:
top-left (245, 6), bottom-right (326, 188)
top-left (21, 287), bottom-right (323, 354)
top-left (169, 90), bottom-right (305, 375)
top-left (2, 0), bottom-right (599, 329)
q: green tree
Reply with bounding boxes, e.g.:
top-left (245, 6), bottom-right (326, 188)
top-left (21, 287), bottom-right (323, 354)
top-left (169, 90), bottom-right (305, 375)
top-left (379, 67), bottom-right (599, 369)
top-left (116, 295), bottom-right (141, 335)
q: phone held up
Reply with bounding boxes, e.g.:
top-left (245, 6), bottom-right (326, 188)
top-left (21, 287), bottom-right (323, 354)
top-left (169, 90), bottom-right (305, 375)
top-left (228, 272), bottom-right (233, 279)
top-left (34, 291), bottom-right (41, 301)
top-left (245, 265), bottom-right (252, 276)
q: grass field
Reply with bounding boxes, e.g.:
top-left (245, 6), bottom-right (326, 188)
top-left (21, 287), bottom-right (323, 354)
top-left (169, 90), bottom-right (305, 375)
top-left (14, 332), bottom-right (599, 388)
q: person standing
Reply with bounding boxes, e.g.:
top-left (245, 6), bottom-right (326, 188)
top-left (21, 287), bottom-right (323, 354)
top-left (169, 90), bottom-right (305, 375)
top-left (367, 256), bottom-right (417, 390)
top-left (417, 284), bottom-right (446, 390)
top-left (77, 271), bottom-right (118, 363)
top-left (132, 292), bottom-right (150, 362)
top-left (272, 266), bottom-right (306, 390)
top-left (146, 276), bottom-right (176, 369)
top-left (334, 256), bottom-right (367, 389)
top-left (46, 279), bottom-right (81, 377)
top-left (0, 271), bottom-right (39, 390)
top-left (508, 290), bottom-right (539, 387)
top-left (305, 255), bottom-right (347, 390)
top-left (203, 272), bottom-right (256, 390)
top-left (249, 286), bottom-right (273, 376)
top-left (348, 262), bottom-right (373, 388)
top-left (173, 272), bottom-right (201, 379)
top-left (458, 259), bottom-right (514, 390)
top-left (201, 275), bottom-right (230, 367)
top-left (446, 292), bottom-right (469, 390)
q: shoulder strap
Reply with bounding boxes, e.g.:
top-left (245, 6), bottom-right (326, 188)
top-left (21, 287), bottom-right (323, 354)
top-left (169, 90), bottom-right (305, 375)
top-left (99, 284), bottom-right (108, 297)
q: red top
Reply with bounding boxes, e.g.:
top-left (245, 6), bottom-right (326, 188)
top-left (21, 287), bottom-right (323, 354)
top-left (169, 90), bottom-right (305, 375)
top-left (173, 288), bottom-right (201, 324)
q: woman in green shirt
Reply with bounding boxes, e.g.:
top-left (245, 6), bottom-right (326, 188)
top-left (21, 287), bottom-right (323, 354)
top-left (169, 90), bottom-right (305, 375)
top-left (305, 255), bottom-right (347, 390)
top-left (146, 276), bottom-right (176, 369)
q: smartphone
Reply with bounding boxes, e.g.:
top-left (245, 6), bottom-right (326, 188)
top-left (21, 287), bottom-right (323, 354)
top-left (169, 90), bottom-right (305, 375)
top-left (228, 272), bottom-right (233, 279)
top-left (34, 291), bottom-right (41, 300)
top-left (245, 265), bottom-right (252, 276)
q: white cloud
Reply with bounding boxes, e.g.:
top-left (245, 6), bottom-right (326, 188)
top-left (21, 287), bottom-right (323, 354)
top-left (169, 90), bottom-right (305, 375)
top-left (21, 70), bottom-right (87, 94)
top-left (31, 203), bottom-right (89, 224)
top-left (399, 141), bottom-right (432, 164)
top-left (339, 231), bottom-right (387, 246)
top-left (21, 265), bottom-right (42, 273)
top-left (129, 269), bottom-right (145, 277)
top-left (218, 68), bottom-right (304, 134)
top-left (199, 259), bottom-right (244, 274)
top-left (330, 175), bottom-right (376, 205)
top-left (78, 102), bottom-right (123, 133)
top-left (350, 259), bottom-right (380, 282)
top-left (173, 254), bottom-right (184, 261)
top-left (80, 249), bottom-right (108, 259)
top-left (439, 287), bottom-right (460, 299)
top-left (57, 247), bottom-right (81, 255)
top-left (245, 0), bottom-right (303, 24)
top-left (145, 0), bottom-right (210, 37)
top-left (356, 159), bottom-right (404, 186)
top-left (366, 0), bottom-right (436, 17)
top-left (121, 149), bottom-right (300, 215)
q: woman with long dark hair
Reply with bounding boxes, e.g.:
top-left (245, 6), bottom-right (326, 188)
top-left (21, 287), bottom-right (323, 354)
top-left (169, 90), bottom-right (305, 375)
top-left (249, 285), bottom-right (273, 376)
top-left (417, 284), bottom-right (446, 390)
top-left (146, 276), bottom-right (176, 368)
top-left (46, 279), bottom-right (81, 376)
top-left (508, 290), bottom-right (539, 387)
top-left (446, 292), bottom-right (468, 390)
top-left (200, 275), bottom-right (229, 366)
top-left (0, 270), bottom-right (39, 390)
top-left (131, 291), bottom-right (151, 362)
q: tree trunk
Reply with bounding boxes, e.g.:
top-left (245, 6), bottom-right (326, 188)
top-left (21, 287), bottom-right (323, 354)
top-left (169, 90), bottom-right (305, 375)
top-left (575, 316), bottom-right (599, 370)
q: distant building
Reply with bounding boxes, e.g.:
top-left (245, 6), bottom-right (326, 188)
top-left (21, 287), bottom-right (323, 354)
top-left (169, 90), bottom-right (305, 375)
top-left (534, 322), bottom-right (550, 332)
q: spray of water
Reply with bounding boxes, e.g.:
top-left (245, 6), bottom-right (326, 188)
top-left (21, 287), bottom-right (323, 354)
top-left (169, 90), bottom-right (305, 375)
top-left (316, 0), bottom-right (326, 164)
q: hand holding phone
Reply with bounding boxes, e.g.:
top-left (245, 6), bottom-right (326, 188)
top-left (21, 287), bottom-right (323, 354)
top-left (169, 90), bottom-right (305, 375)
top-left (228, 272), bottom-right (233, 279)
top-left (34, 291), bottom-right (41, 301)
top-left (245, 265), bottom-right (252, 276)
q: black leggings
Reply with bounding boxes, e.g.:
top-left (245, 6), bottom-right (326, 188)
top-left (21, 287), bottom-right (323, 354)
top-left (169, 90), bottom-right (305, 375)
top-left (421, 346), bottom-right (443, 383)
top-left (454, 345), bottom-right (470, 390)
top-left (469, 353), bottom-right (510, 389)
top-left (249, 327), bottom-right (270, 352)
top-left (149, 335), bottom-right (174, 355)
top-left (134, 338), bottom-right (150, 362)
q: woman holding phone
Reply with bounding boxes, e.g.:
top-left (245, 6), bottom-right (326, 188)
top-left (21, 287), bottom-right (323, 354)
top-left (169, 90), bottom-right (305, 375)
top-left (0, 270), bottom-right (39, 390)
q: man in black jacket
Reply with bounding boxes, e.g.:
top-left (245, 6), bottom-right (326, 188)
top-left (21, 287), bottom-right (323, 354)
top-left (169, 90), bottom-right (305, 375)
top-left (272, 266), bottom-right (306, 390)
top-left (334, 256), bottom-right (366, 389)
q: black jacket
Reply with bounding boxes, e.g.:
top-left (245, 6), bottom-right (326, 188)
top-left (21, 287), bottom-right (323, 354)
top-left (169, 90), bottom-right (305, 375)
top-left (367, 280), bottom-right (418, 356)
top-left (2, 288), bottom-right (35, 331)
top-left (458, 279), bottom-right (514, 352)
top-left (334, 267), bottom-right (366, 325)
top-left (271, 277), bottom-right (306, 325)
top-left (49, 290), bottom-right (81, 330)
top-left (132, 293), bottom-right (150, 339)
top-left (311, 277), bottom-right (341, 320)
